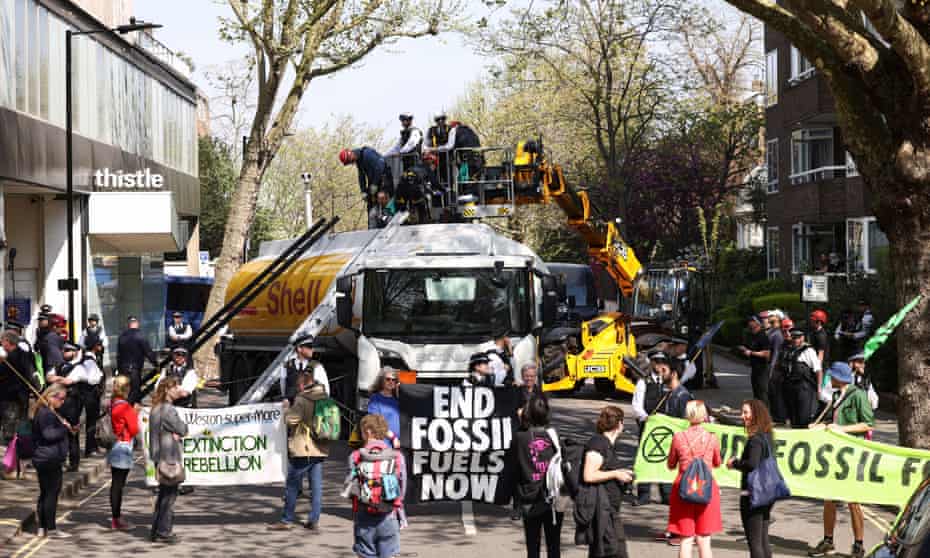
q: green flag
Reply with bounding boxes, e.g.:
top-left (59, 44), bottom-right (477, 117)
top-left (863, 294), bottom-right (922, 360)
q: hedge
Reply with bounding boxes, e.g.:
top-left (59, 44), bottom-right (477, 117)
top-left (752, 292), bottom-right (807, 319)
top-left (735, 279), bottom-right (786, 317)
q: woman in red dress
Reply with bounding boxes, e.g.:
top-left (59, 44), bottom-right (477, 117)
top-left (666, 400), bottom-right (722, 558)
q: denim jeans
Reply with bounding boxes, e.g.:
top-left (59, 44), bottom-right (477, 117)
top-left (282, 456), bottom-right (324, 524)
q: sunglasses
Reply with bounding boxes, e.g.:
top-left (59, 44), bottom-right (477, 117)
top-left (385, 377), bottom-right (399, 383)
top-left (52, 393), bottom-right (66, 400)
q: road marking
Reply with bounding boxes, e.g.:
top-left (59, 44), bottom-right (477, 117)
top-left (11, 457), bottom-right (143, 558)
top-left (461, 502), bottom-right (477, 536)
top-left (862, 505), bottom-right (893, 533)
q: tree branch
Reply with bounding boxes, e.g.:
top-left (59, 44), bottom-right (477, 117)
top-left (852, 0), bottom-right (930, 96)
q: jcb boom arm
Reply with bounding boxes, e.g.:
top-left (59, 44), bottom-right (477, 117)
top-left (513, 141), bottom-right (642, 296)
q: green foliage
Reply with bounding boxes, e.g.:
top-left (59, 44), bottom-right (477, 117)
top-left (259, 115), bottom-right (382, 237)
top-left (711, 304), bottom-right (743, 346)
top-left (752, 293), bottom-right (806, 318)
top-left (734, 279), bottom-right (786, 316)
top-left (715, 248), bottom-right (766, 308)
top-left (198, 136), bottom-right (238, 258)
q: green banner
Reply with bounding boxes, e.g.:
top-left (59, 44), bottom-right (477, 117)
top-left (634, 415), bottom-right (930, 507)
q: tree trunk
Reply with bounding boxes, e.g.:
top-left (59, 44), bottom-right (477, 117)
top-left (885, 201), bottom-right (930, 449)
top-left (194, 152), bottom-right (265, 378)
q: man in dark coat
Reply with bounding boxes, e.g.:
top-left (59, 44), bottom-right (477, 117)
top-left (116, 316), bottom-right (157, 404)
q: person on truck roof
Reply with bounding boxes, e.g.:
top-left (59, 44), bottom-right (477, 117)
top-left (339, 146), bottom-right (392, 201)
top-left (281, 334), bottom-right (329, 405)
top-left (384, 113), bottom-right (422, 171)
top-left (368, 190), bottom-right (396, 230)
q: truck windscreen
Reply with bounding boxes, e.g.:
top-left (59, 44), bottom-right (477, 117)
top-left (363, 268), bottom-right (531, 339)
top-left (633, 271), bottom-right (679, 320)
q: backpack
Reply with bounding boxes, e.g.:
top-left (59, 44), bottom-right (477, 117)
top-left (678, 432), bottom-right (714, 505)
top-left (544, 428), bottom-right (569, 517)
top-left (96, 400), bottom-right (127, 450)
top-left (353, 445), bottom-right (401, 514)
top-left (312, 398), bottom-right (341, 441)
top-left (453, 125), bottom-right (480, 149)
top-left (560, 437), bottom-right (586, 499)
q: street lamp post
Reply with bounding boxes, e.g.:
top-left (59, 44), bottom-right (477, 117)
top-left (64, 18), bottom-right (161, 342)
top-left (301, 172), bottom-right (313, 228)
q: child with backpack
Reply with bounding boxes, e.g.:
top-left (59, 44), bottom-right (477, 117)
top-left (666, 400), bottom-right (722, 558)
top-left (343, 413), bottom-right (405, 558)
top-left (268, 372), bottom-right (331, 531)
top-left (514, 395), bottom-right (565, 558)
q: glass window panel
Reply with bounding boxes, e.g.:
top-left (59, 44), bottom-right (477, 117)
top-left (0, 0), bottom-right (13, 108)
top-left (27, 0), bottom-right (38, 115)
top-left (868, 221), bottom-right (889, 271)
top-left (765, 50), bottom-right (777, 106)
top-left (96, 42), bottom-right (109, 144)
top-left (38, 6), bottom-right (48, 119)
top-left (15, 0), bottom-right (26, 111)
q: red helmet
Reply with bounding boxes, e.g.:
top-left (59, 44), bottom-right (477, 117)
top-left (810, 309), bottom-right (828, 324)
top-left (338, 148), bottom-right (353, 165)
top-left (781, 318), bottom-right (795, 330)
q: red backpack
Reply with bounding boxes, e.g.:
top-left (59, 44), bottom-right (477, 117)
top-left (352, 445), bottom-right (401, 514)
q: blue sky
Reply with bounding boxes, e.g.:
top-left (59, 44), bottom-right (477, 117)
top-left (135, 0), bottom-right (490, 137)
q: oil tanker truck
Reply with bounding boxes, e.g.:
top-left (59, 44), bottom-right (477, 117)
top-left (218, 217), bottom-right (560, 426)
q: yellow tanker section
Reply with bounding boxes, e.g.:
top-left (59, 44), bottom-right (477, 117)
top-left (227, 254), bottom-right (351, 336)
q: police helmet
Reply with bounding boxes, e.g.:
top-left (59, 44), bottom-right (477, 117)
top-left (295, 334), bottom-right (315, 348)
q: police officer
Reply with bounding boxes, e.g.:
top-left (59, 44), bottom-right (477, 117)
top-left (5, 321), bottom-right (42, 387)
top-left (781, 328), bottom-right (822, 428)
top-left (281, 334), bottom-right (329, 405)
top-left (464, 352), bottom-right (495, 387)
top-left (158, 347), bottom-right (199, 409)
top-left (166, 311), bottom-right (193, 351)
top-left (47, 342), bottom-right (103, 469)
top-left (116, 316), bottom-right (158, 404)
top-left (631, 351), bottom-right (671, 506)
top-left (851, 300), bottom-right (874, 352)
top-left (35, 313), bottom-right (65, 372)
top-left (425, 113), bottom-right (452, 185)
top-left (847, 352), bottom-right (879, 410)
top-left (384, 112), bottom-right (423, 171)
top-left (79, 314), bottom-right (108, 370)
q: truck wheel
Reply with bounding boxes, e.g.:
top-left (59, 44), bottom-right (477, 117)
top-left (595, 378), bottom-right (615, 396)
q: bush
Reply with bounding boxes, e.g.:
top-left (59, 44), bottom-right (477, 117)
top-left (752, 292), bottom-right (806, 318)
top-left (711, 305), bottom-right (743, 346)
top-left (734, 279), bottom-right (786, 317)
top-left (715, 248), bottom-right (767, 307)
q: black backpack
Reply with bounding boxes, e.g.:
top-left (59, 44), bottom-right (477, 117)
top-left (561, 437), bottom-right (586, 499)
top-left (453, 125), bottom-right (481, 149)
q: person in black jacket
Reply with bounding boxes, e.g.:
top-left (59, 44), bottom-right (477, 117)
top-left (581, 405), bottom-right (633, 558)
top-left (514, 396), bottom-right (563, 558)
top-left (727, 399), bottom-right (775, 558)
top-left (31, 384), bottom-right (74, 538)
top-left (35, 314), bottom-right (65, 372)
top-left (116, 316), bottom-right (157, 404)
top-left (0, 331), bottom-right (33, 443)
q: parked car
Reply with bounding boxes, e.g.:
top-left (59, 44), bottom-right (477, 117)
top-left (868, 476), bottom-right (930, 557)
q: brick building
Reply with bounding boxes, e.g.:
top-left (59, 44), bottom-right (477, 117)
top-left (762, 21), bottom-right (889, 280)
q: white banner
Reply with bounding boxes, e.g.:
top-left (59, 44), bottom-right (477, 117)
top-left (140, 403), bottom-right (287, 486)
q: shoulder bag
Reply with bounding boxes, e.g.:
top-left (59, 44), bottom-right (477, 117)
top-left (747, 435), bottom-right (791, 509)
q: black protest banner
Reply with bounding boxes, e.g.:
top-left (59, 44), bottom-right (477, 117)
top-left (399, 384), bottom-right (521, 505)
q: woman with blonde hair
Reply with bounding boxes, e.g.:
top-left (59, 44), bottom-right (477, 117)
top-left (666, 400), bottom-right (722, 558)
top-left (108, 375), bottom-right (139, 530)
top-left (30, 384), bottom-right (73, 538)
top-left (149, 376), bottom-right (187, 544)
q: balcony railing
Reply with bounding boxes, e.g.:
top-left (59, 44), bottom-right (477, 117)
top-left (136, 33), bottom-right (193, 79)
top-left (789, 165), bottom-right (848, 185)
